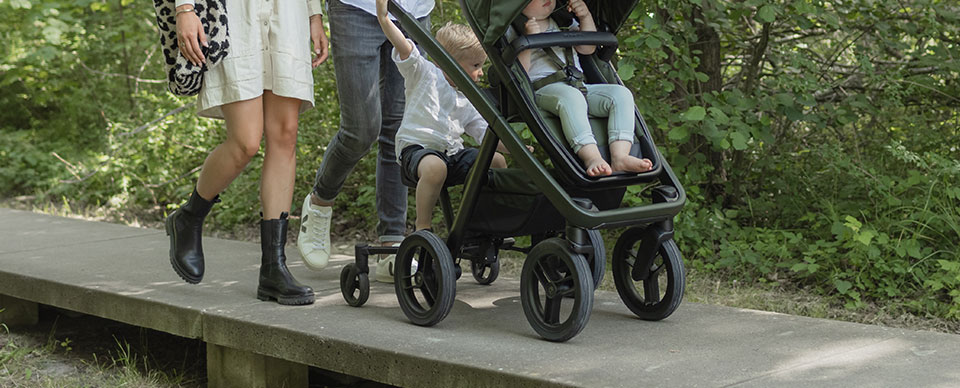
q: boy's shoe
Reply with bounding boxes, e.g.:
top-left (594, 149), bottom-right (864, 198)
top-left (375, 243), bottom-right (407, 283)
top-left (296, 194), bottom-right (332, 271)
top-left (376, 254), bottom-right (396, 283)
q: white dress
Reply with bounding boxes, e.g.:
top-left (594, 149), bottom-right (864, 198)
top-left (196, 0), bottom-right (322, 119)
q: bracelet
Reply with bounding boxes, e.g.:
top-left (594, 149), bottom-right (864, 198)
top-left (175, 7), bottom-right (195, 16)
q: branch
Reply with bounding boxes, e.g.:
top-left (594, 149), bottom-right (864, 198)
top-left (121, 103), bottom-right (195, 137)
top-left (144, 165), bottom-right (202, 188)
top-left (77, 58), bottom-right (166, 84)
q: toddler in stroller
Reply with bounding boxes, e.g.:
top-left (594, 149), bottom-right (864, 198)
top-left (515, 0), bottom-right (652, 177)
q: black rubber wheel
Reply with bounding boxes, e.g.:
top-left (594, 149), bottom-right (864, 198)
top-left (520, 238), bottom-right (594, 342)
top-left (340, 263), bottom-right (369, 307)
top-left (394, 230), bottom-right (457, 327)
top-left (612, 229), bottom-right (685, 320)
top-left (584, 229), bottom-right (606, 290)
top-left (471, 258), bottom-right (500, 285)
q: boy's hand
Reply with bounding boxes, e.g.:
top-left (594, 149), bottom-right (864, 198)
top-left (376, 0), bottom-right (389, 20)
top-left (310, 14), bottom-right (329, 68)
top-left (568, 0), bottom-right (591, 20)
top-left (524, 17), bottom-right (542, 34)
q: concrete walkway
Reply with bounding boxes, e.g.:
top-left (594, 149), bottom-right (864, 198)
top-left (0, 207), bottom-right (958, 387)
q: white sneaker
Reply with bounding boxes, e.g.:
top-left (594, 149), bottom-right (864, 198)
top-left (376, 254), bottom-right (396, 283)
top-left (377, 249), bottom-right (418, 283)
top-left (297, 194), bottom-right (332, 271)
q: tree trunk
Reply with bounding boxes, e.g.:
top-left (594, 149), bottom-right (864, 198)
top-left (690, 5), bottom-right (727, 201)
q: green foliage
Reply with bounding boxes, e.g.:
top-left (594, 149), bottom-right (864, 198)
top-left (617, 0), bottom-right (959, 317)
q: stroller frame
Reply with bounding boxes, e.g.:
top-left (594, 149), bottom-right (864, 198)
top-left (340, 0), bottom-right (686, 342)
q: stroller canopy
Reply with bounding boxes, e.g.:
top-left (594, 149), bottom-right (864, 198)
top-left (464, 0), bottom-right (639, 45)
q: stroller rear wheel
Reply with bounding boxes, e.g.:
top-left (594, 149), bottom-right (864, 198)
top-left (340, 263), bottom-right (370, 307)
top-left (520, 238), bottom-right (594, 342)
top-left (394, 230), bottom-right (457, 327)
top-left (612, 228), bottom-right (685, 320)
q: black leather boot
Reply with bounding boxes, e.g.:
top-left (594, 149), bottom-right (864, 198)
top-left (165, 189), bottom-right (219, 284)
top-left (258, 212), bottom-right (315, 305)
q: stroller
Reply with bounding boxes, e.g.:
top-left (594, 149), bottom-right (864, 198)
top-left (339, 0), bottom-right (686, 342)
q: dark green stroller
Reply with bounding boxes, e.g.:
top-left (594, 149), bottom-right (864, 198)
top-left (339, 0), bottom-right (686, 342)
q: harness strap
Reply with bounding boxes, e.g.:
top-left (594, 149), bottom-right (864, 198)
top-left (532, 46), bottom-right (587, 94)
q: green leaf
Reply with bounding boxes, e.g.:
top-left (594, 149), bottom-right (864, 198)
top-left (708, 107), bottom-right (730, 125)
top-left (730, 132), bottom-right (748, 150)
top-left (645, 36), bottom-right (662, 49)
top-left (835, 279), bottom-right (853, 294)
top-left (757, 5), bottom-right (777, 23)
top-left (668, 126), bottom-right (689, 141)
top-left (618, 63), bottom-right (636, 81)
top-left (855, 230), bottom-right (875, 246)
top-left (680, 106), bottom-right (706, 121)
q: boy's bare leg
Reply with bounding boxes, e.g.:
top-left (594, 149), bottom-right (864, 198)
top-left (577, 144), bottom-right (612, 177)
top-left (492, 152), bottom-right (507, 168)
top-left (609, 140), bottom-right (652, 173)
top-left (416, 155), bottom-right (447, 231)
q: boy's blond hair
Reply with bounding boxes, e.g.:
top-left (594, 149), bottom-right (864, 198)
top-left (436, 22), bottom-right (485, 61)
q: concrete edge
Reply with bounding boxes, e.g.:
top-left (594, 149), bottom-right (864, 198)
top-left (202, 313), bottom-right (579, 388)
top-left (0, 271), bottom-right (203, 339)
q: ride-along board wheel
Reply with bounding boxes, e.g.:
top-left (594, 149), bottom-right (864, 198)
top-left (612, 228), bottom-right (685, 320)
top-left (340, 263), bottom-right (370, 307)
top-left (471, 257), bottom-right (500, 285)
top-left (394, 230), bottom-right (457, 327)
top-left (584, 229), bottom-right (606, 290)
top-left (520, 237), bottom-right (594, 342)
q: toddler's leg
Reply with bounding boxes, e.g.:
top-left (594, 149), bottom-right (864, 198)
top-left (536, 83), bottom-right (610, 177)
top-left (578, 144), bottom-right (612, 177)
top-left (583, 84), bottom-right (651, 173)
top-left (609, 140), bottom-right (652, 173)
top-left (416, 155), bottom-right (447, 231)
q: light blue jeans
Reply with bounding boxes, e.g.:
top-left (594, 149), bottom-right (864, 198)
top-left (535, 83), bottom-right (636, 153)
top-left (312, 0), bottom-right (429, 243)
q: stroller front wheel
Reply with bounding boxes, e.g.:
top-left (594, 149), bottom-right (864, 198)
top-left (394, 230), bottom-right (457, 327)
top-left (340, 263), bottom-right (370, 307)
top-left (471, 258), bottom-right (500, 285)
top-left (520, 238), bottom-right (594, 342)
top-left (612, 229), bottom-right (685, 320)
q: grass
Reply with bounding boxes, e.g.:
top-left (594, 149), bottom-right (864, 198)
top-left (0, 309), bottom-right (202, 388)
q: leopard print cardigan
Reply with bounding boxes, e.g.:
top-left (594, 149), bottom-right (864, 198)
top-left (153, 0), bottom-right (229, 96)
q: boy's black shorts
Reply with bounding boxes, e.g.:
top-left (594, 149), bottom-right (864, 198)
top-left (400, 145), bottom-right (479, 187)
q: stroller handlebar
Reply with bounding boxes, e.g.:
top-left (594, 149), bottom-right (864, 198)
top-left (503, 31), bottom-right (619, 64)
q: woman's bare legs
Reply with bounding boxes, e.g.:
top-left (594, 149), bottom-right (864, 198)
top-left (195, 97), bottom-right (265, 200)
top-left (261, 91), bottom-right (302, 219)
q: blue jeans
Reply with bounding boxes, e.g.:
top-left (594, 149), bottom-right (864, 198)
top-left (312, 0), bottom-right (429, 243)
top-left (535, 83), bottom-right (636, 153)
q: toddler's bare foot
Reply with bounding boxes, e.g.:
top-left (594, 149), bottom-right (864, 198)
top-left (612, 155), bottom-right (653, 173)
top-left (584, 157), bottom-right (612, 177)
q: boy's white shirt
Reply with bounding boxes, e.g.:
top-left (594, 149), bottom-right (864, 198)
top-left (174, 0), bottom-right (326, 16)
top-left (508, 18), bottom-right (583, 82)
top-left (393, 39), bottom-right (487, 158)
